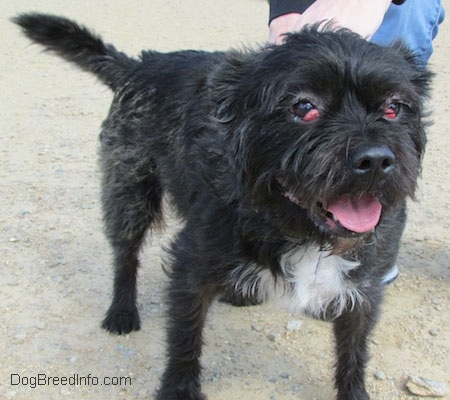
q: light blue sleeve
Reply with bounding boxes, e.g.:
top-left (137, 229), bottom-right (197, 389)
top-left (371, 0), bottom-right (445, 65)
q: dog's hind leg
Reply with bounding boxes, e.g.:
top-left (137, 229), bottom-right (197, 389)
top-left (101, 163), bottom-right (163, 334)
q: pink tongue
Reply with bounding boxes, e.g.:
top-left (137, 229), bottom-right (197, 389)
top-left (327, 194), bottom-right (382, 233)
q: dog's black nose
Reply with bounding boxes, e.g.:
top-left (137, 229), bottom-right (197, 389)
top-left (349, 146), bottom-right (395, 175)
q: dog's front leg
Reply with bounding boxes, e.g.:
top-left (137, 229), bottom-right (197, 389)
top-left (333, 289), bottom-right (382, 400)
top-left (156, 278), bottom-right (213, 400)
top-left (156, 236), bottom-right (216, 400)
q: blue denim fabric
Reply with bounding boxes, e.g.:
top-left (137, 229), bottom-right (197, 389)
top-left (371, 0), bottom-right (445, 65)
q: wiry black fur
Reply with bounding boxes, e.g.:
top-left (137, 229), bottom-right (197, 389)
top-left (14, 13), bottom-right (431, 400)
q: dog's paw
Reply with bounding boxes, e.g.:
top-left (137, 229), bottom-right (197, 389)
top-left (337, 387), bottom-right (370, 400)
top-left (156, 387), bottom-right (207, 400)
top-left (101, 307), bottom-right (140, 334)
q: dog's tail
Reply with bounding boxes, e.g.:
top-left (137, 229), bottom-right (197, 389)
top-left (12, 13), bottom-right (138, 91)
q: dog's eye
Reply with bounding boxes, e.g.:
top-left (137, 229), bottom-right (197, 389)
top-left (383, 102), bottom-right (401, 120)
top-left (292, 100), bottom-right (320, 122)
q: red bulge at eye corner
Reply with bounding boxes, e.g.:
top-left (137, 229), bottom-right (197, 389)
top-left (303, 108), bottom-right (320, 122)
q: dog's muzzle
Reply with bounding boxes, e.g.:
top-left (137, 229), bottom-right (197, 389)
top-left (322, 145), bottom-right (395, 233)
top-left (279, 145), bottom-right (397, 235)
top-left (322, 145), bottom-right (396, 233)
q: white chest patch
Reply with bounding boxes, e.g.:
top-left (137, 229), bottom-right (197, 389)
top-left (231, 246), bottom-right (363, 319)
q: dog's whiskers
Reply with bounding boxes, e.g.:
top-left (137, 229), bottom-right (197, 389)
top-left (345, 136), bottom-right (352, 164)
top-left (314, 249), bottom-right (324, 280)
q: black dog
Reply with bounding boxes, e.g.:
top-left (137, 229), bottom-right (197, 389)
top-left (14, 13), bottom-right (431, 400)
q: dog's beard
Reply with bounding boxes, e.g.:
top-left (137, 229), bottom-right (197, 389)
top-left (272, 145), bottom-right (420, 241)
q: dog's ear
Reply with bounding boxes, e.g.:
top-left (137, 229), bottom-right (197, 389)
top-left (207, 51), bottom-right (250, 123)
top-left (390, 41), bottom-right (434, 99)
top-left (208, 47), bottom-right (288, 122)
top-left (205, 49), bottom-right (285, 204)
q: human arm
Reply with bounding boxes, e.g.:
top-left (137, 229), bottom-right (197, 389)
top-left (268, 0), bottom-right (403, 44)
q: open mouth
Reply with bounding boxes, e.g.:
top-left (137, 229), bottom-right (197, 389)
top-left (279, 183), bottom-right (382, 234)
top-left (320, 194), bottom-right (382, 233)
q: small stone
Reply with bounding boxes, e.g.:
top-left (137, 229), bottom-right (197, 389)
top-left (267, 332), bottom-right (280, 342)
top-left (48, 261), bottom-right (61, 268)
top-left (286, 319), bottom-right (303, 332)
top-left (428, 328), bottom-right (438, 337)
top-left (210, 372), bottom-right (220, 383)
top-left (405, 376), bottom-right (449, 397)
top-left (251, 324), bottom-right (262, 332)
top-left (35, 322), bottom-right (46, 330)
top-left (374, 371), bottom-right (385, 380)
top-left (14, 333), bottom-right (27, 343)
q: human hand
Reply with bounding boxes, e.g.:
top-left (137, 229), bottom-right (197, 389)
top-left (268, 0), bottom-right (392, 44)
top-left (268, 12), bottom-right (302, 45)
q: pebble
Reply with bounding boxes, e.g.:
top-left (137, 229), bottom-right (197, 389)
top-left (374, 371), bottom-right (386, 381)
top-left (210, 372), bottom-right (220, 383)
top-left (405, 376), bottom-right (449, 397)
top-left (35, 321), bottom-right (46, 330)
top-left (48, 260), bottom-right (62, 268)
top-left (286, 319), bottom-right (303, 332)
top-left (428, 328), bottom-right (438, 337)
top-left (13, 333), bottom-right (27, 344)
top-left (266, 332), bottom-right (280, 342)
top-left (17, 209), bottom-right (30, 217)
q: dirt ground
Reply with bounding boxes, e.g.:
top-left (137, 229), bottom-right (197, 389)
top-left (1, 1), bottom-right (449, 399)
